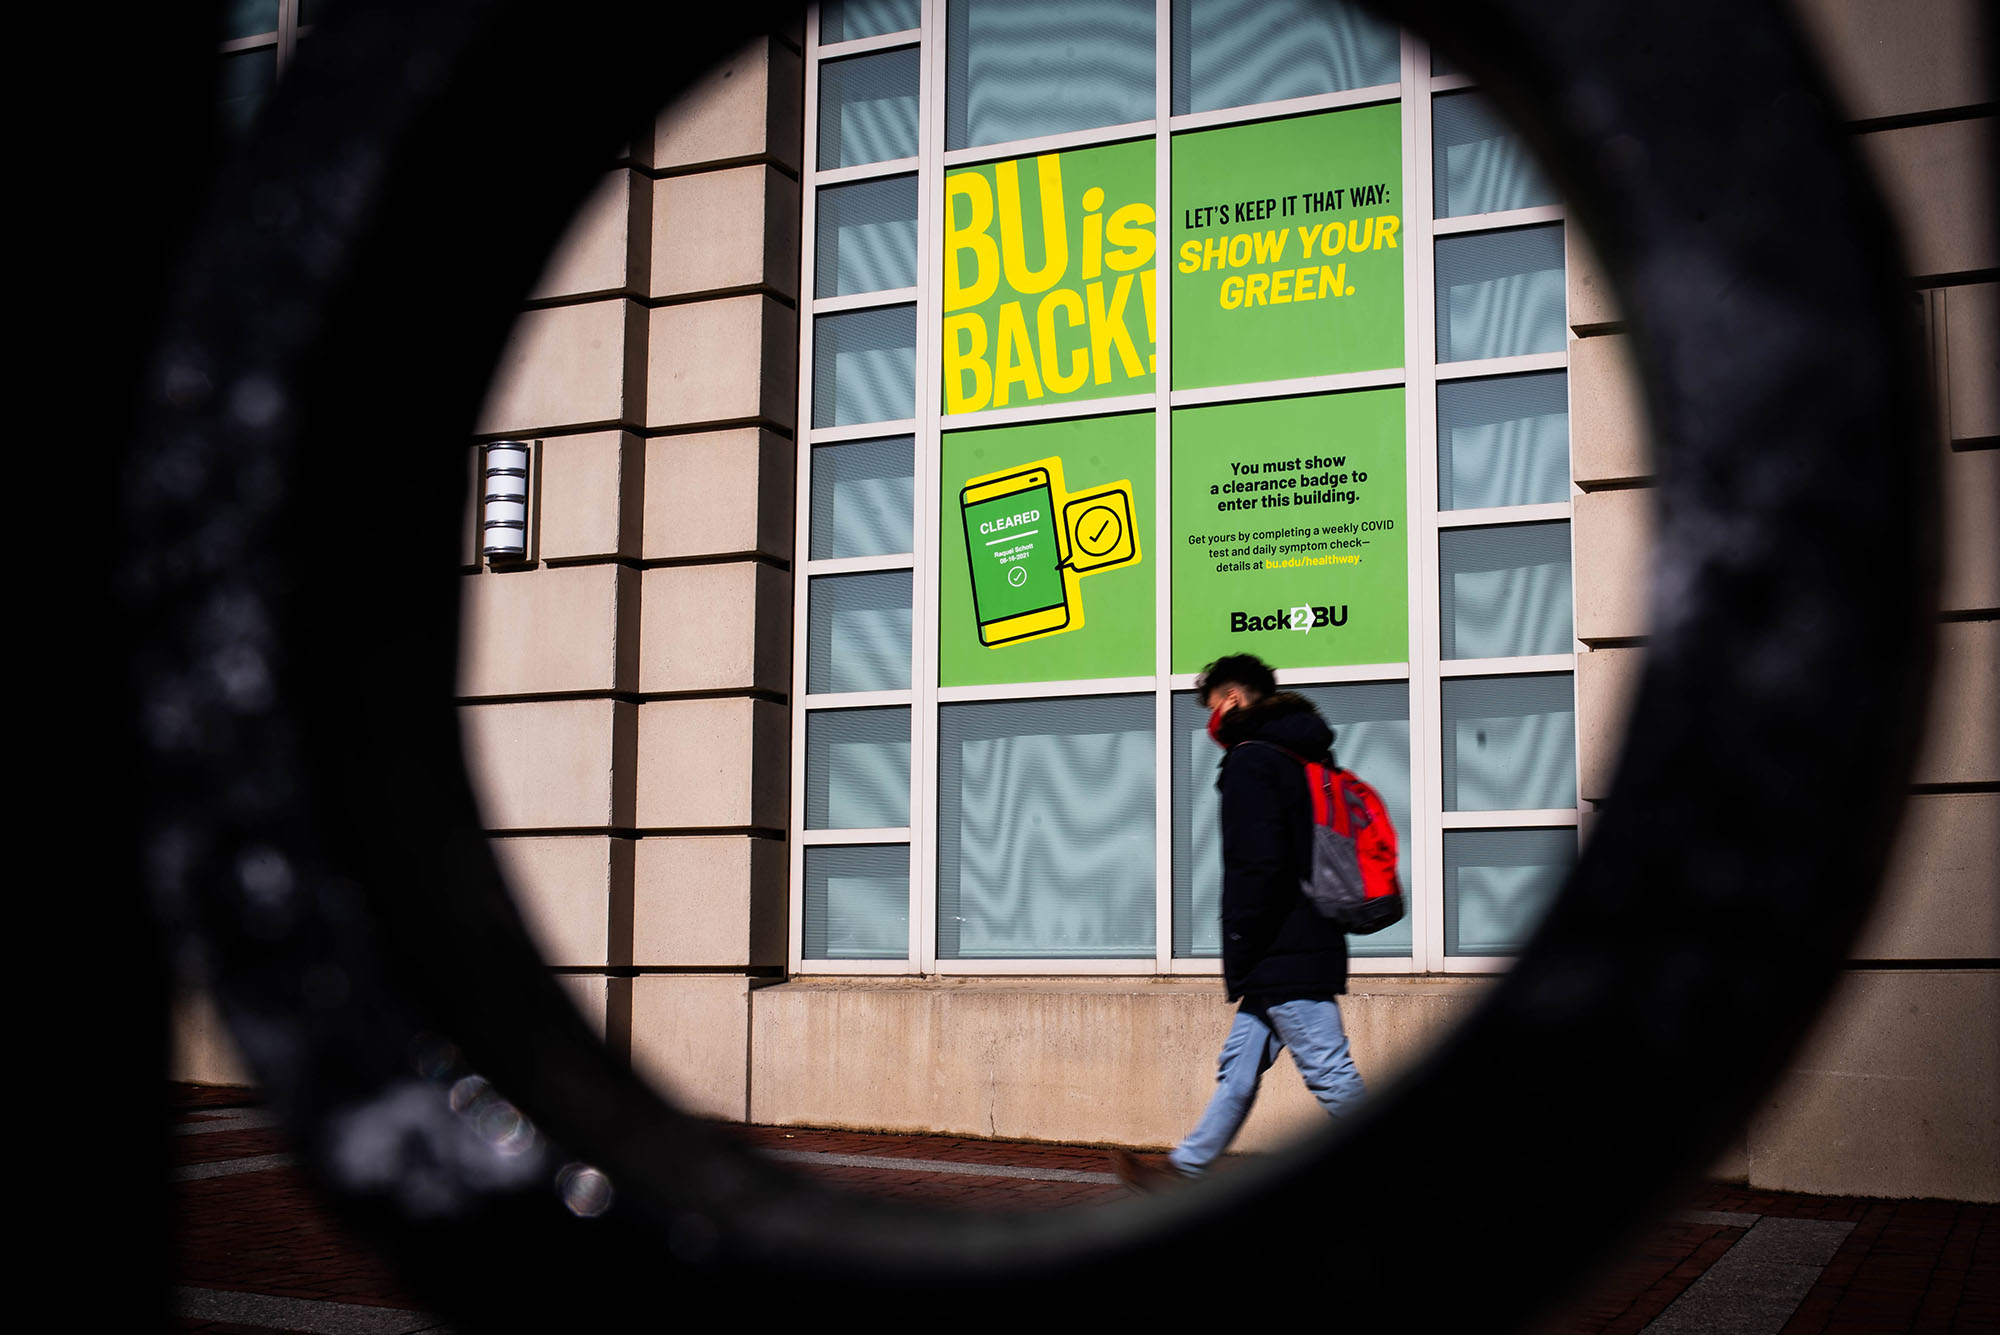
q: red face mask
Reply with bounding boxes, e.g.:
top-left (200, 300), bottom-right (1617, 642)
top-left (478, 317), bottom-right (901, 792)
top-left (1207, 705), bottom-right (1229, 747)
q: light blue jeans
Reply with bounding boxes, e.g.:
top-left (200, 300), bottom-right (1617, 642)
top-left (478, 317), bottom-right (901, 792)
top-left (1168, 997), bottom-right (1366, 1176)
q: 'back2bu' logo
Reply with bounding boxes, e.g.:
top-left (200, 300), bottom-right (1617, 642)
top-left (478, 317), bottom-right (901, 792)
top-left (1229, 604), bottom-right (1349, 634)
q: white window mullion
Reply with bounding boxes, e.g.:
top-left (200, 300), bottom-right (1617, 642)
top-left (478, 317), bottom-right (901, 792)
top-left (1405, 30), bottom-right (1448, 976)
top-left (788, 3), bottom-right (827, 977)
top-left (1152, 0), bottom-right (1175, 974)
top-left (913, 0), bottom-right (950, 976)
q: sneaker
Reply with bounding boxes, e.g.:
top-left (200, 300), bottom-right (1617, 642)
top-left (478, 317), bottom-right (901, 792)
top-left (1110, 1148), bottom-right (1191, 1191)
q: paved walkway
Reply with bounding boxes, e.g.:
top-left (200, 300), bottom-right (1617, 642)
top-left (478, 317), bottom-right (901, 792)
top-left (173, 1085), bottom-right (1996, 1333)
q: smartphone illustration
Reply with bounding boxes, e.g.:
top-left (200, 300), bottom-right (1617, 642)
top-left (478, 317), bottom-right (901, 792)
top-left (961, 465), bottom-right (1071, 645)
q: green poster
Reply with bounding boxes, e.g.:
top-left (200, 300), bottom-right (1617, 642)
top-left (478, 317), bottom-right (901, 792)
top-left (940, 412), bottom-right (1153, 687)
top-left (1172, 105), bottom-right (1404, 389)
top-left (943, 140), bottom-right (1156, 415)
top-left (1171, 390), bottom-right (1407, 672)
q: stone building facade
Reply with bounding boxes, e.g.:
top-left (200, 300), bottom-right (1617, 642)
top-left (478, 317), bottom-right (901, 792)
top-left (177, 0), bottom-right (1997, 1204)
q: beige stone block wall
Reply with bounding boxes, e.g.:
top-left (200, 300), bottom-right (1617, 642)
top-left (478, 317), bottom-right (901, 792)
top-left (492, 835), bottom-right (635, 968)
top-left (1565, 227), bottom-right (1620, 333)
top-left (646, 36), bottom-right (804, 174)
top-left (171, 990), bottom-right (253, 1087)
top-left (629, 975), bottom-right (754, 1120)
top-left (1789, 0), bottom-right (1992, 123)
top-left (537, 431), bottom-right (644, 562)
top-left (653, 167), bottom-right (802, 302)
top-left (1574, 646), bottom-right (1641, 804)
top-left (749, 978), bottom-right (1488, 1148)
top-left (1853, 794), bottom-right (2000, 961)
top-left (638, 563), bottom-right (791, 694)
top-left (635, 698), bottom-right (789, 830)
top-left (555, 974), bottom-right (614, 1042)
top-left (633, 835), bottom-right (787, 967)
top-left (1571, 489), bottom-right (1654, 644)
top-left (461, 698), bottom-right (636, 830)
top-left (1858, 118), bottom-right (1997, 281)
top-left (477, 299), bottom-right (647, 436)
top-left (457, 564), bottom-right (637, 698)
top-left (1939, 443), bottom-right (2000, 611)
top-left (462, 445), bottom-right (482, 569)
top-left (1941, 282), bottom-right (1996, 443)
top-left (647, 297), bottom-right (799, 431)
top-left (1568, 334), bottom-right (1651, 485)
top-left (529, 168), bottom-right (650, 302)
top-left (644, 429), bottom-right (795, 561)
top-left (1750, 970), bottom-right (2000, 1201)
top-left (1912, 620), bottom-right (1999, 785)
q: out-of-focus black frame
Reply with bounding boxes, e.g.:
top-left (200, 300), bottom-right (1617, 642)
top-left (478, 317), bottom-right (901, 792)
top-left (119, 0), bottom-right (1937, 1328)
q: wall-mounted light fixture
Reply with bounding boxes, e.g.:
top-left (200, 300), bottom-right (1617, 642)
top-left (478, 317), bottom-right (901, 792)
top-left (481, 440), bottom-right (531, 562)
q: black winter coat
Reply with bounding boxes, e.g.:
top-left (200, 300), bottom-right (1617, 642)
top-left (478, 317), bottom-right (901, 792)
top-left (1214, 692), bottom-right (1350, 1002)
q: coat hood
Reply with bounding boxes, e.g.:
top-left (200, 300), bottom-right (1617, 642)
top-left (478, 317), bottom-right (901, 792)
top-left (1217, 690), bottom-right (1334, 761)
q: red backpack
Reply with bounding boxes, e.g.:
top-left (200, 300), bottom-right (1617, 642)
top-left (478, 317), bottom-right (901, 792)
top-left (1240, 742), bottom-right (1406, 935)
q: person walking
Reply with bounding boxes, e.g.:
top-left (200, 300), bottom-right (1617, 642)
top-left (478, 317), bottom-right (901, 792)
top-left (1114, 653), bottom-right (1366, 1187)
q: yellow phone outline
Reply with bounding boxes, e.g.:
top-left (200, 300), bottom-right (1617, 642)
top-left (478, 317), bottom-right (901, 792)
top-left (960, 464), bottom-right (1074, 646)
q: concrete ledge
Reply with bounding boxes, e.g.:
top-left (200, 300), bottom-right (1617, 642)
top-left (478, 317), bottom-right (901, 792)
top-left (749, 976), bottom-right (1490, 1148)
top-left (1751, 969), bottom-right (1999, 1202)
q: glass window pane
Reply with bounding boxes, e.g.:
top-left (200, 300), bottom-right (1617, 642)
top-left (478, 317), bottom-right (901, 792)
top-left (1440, 522), bottom-right (1574, 660)
top-left (819, 48), bottom-right (920, 169)
top-left (224, 0), bottom-right (280, 40)
top-left (806, 708), bottom-right (911, 829)
top-left (1173, 683), bottom-right (1412, 960)
top-left (1444, 828), bottom-right (1574, 955)
top-left (946, 0), bottom-right (1154, 151)
top-left (821, 0), bottom-right (921, 42)
top-left (804, 845), bottom-right (909, 959)
top-left (1431, 47), bottom-right (1461, 77)
top-left (298, 0), bottom-right (324, 26)
top-left (1438, 370), bottom-right (1570, 509)
top-left (1170, 0), bottom-right (1398, 116)
top-left (814, 305), bottom-right (917, 428)
top-left (1432, 90), bottom-right (1557, 219)
top-left (810, 436), bottom-right (915, 559)
top-left (938, 695), bottom-right (1155, 958)
top-left (1441, 673), bottom-right (1576, 811)
top-left (817, 175), bottom-right (919, 297)
top-left (1435, 224), bottom-right (1565, 363)
top-left (807, 571), bottom-right (913, 694)
top-left (218, 47), bottom-right (276, 134)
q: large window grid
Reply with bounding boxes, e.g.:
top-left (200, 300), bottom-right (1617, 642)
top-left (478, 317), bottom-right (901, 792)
top-left (217, 0), bottom-right (318, 132)
top-left (792, 0), bottom-right (1579, 977)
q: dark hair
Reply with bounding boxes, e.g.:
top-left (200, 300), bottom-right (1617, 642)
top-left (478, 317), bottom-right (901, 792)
top-left (1196, 654), bottom-right (1276, 705)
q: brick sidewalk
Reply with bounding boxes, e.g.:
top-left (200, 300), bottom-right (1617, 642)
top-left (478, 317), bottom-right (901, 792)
top-left (172, 1085), bottom-right (1996, 1333)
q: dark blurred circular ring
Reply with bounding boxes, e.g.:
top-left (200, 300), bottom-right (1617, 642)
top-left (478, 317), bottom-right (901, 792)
top-left (127, 0), bottom-right (1935, 1327)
